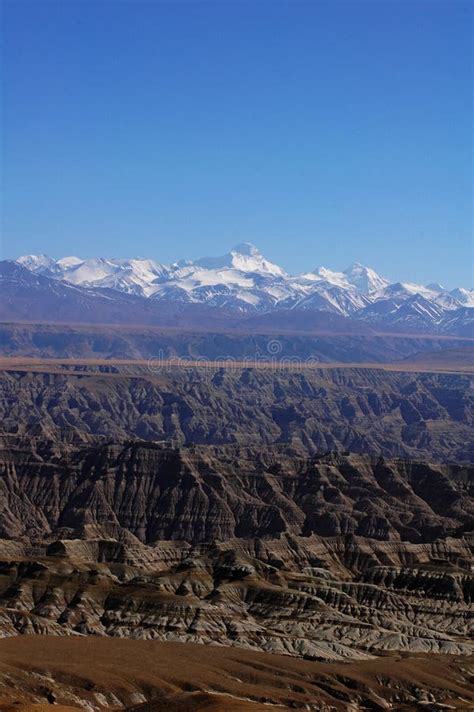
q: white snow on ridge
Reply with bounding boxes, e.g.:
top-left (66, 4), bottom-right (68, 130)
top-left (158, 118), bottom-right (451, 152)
top-left (17, 254), bottom-right (56, 272)
top-left (451, 287), bottom-right (474, 308)
top-left (60, 258), bottom-right (118, 286)
top-left (397, 282), bottom-right (442, 300)
top-left (311, 267), bottom-right (350, 289)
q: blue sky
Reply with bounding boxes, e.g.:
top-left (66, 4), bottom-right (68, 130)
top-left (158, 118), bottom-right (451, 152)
top-left (1, 0), bottom-right (472, 287)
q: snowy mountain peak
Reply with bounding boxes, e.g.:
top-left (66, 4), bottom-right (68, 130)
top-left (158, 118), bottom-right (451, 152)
top-left (231, 242), bottom-right (259, 256)
top-left (450, 287), bottom-right (474, 308)
top-left (56, 256), bottom-right (83, 269)
top-left (343, 263), bottom-right (390, 294)
top-left (195, 244), bottom-right (285, 276)
top-left (17, 254), bottom-right (56, 272)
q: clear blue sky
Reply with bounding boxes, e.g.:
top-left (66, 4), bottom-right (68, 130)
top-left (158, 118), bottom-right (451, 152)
top-left (1, 0), bottom-right (472, 287)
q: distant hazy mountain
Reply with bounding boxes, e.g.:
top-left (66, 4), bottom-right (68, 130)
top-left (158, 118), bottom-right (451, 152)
top-left (8, 243), bottom-right (474, 336)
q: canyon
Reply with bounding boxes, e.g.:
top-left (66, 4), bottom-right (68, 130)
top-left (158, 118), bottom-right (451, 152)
top-left (0, 360), bottom-right (472, 710)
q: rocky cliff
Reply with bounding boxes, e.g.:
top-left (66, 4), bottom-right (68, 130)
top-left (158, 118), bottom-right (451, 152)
top-left (0, 436), bottom-right (472, 661)
top-left (0, 529), bottom-right (472, 661)
top-left (1, 436), bottom-right (472, 543)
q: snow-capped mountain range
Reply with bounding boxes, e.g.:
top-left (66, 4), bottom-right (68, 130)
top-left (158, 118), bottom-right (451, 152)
top-left (12, 243), bottom-right (474, 335)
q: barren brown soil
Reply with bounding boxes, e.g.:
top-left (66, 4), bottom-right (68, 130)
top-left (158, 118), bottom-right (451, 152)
top-left (0, 353), bottom-right (473, 374)
top-left (0, 636), bottom-right (473, 711)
